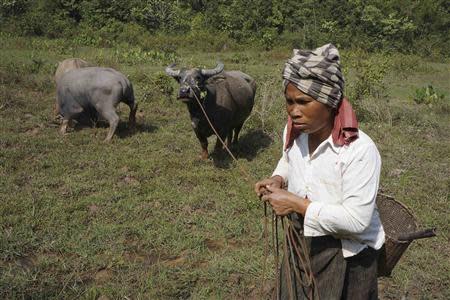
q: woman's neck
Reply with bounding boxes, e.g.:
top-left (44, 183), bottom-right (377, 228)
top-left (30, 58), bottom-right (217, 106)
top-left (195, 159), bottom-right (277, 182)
top-left (308, 121), bottom-right (333, 154)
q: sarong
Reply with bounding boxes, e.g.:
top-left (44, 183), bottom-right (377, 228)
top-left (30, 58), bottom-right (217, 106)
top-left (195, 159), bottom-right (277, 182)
top-left (277, 218), bottom-right (379, 300)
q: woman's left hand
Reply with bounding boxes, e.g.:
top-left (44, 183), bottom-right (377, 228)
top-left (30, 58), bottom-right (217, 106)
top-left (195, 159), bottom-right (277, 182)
top-left (261, 185), bottom-right (311, 216)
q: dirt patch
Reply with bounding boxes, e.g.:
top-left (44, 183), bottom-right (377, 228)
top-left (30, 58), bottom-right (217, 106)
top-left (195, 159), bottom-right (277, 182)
top-left (88, 204), bottom-right (100, 216)
top-left (124, 175), bottom-right (139, 185)
top-left (16, 256), bottom-right (36, 271)
top-left (228, 273), bottom-right (242, 285)
top-left (205, 239), bottom-right (225, 251)
top-left (25, 127), bottom-right (41, 136)
top-left (123, 250), bottom-right (160, 266)
top-left (120, 166), bottom-right (130, 173)
top-left (162, 250), bottom-right (189, 267)
top-left (94, 268), bottom-right (112, 284)
top-left (119, 174), bottom-right (140, 186)
top-left (192, 259), bottom-right (209, 269)
top-left (0, 255), bottom-right (38, 272)
top-left (204, 238), bottom-right (242, 252)
top-left (388, 168), bottom-right (406, 177)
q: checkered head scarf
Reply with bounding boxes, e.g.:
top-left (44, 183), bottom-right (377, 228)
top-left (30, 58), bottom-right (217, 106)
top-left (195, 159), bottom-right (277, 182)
top-left (282, 43), bottom-right (344, 108)
top-left (282, 44), bottom-right (359, 149)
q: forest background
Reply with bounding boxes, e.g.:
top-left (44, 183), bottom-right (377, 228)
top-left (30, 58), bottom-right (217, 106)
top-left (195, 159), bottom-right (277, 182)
top-left (1, 0), bottom-right (449, 55)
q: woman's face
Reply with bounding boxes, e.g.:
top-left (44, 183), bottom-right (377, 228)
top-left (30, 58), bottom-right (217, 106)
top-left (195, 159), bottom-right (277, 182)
top-left (285, 82), bottom-right (333, 134)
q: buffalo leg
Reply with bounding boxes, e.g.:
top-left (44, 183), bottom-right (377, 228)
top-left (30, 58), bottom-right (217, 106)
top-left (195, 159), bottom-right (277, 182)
top-left (226, 131), bottom-right (233, 149)
top-left (98, 108), bottom-right (120, 142)
top-left (214, 130), bottom-right (228, 151)
top-left (194, 130), bottom-right (209, 159)
top-left (199, 137), bottom-right (209, 159)
top-left (60, 119), bottom-right (70, 135)
top-left (128, 102), bottom-right (138, 129)
top-left (233, 124), bottom-right (243, 144)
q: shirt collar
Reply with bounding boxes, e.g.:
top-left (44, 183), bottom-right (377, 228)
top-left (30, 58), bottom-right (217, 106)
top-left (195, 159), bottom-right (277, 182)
top-left (301, 133), bottom-right (340, 158)
top-left (325, 134), bottom-right (341, 154)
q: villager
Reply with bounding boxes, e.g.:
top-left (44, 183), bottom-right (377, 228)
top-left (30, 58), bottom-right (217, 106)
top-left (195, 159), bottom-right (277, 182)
top-left (255, 44), bottom-right (385, 300)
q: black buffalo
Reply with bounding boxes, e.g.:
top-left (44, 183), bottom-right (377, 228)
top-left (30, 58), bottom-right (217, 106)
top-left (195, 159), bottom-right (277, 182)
top-left (165, 62), bottom-right (256, 159)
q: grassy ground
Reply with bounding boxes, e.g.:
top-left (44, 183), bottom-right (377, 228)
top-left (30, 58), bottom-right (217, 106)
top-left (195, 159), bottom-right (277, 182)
top-left (0, 35), bottom-right (449, 299)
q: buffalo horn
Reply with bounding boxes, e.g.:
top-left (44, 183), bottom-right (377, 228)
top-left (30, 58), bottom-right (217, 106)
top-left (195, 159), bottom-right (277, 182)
top-left (165, 63), bottom-right (180, 77)
top-left (201, 62), bottom-right (224, 77)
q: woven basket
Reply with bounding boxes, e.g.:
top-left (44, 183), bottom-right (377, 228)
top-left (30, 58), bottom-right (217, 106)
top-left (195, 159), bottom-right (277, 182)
top-left (376, 193), bottom-right (418, 277)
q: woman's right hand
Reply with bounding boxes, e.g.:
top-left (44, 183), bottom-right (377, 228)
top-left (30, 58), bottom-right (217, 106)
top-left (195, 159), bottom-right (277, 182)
top-left (254, 175), bottom-right (284, 198)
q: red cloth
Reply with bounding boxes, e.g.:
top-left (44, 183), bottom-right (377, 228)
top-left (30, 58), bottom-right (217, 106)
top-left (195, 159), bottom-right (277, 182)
top-left (284, 97), bottom-right (358, 150)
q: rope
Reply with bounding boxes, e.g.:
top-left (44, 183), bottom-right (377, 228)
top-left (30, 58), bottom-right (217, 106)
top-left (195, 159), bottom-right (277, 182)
top-left (192, 89), bottom-right (253, 183)
top-left (191, 87), bottom-right (318, 299)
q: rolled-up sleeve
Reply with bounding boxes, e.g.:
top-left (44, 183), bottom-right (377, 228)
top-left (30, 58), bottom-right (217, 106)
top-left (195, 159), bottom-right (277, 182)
top-left (304, 144), bottom-right (381, 236)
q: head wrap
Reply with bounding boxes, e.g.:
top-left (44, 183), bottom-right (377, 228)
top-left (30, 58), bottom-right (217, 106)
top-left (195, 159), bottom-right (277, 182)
top-left (282, 43), bottom-right (358, 149)
top-left (283, 43), bottom-right (344, 108)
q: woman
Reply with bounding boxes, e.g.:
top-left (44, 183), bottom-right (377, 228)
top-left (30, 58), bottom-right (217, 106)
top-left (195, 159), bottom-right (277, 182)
top-left (255, 44), bottom-right (385, 300)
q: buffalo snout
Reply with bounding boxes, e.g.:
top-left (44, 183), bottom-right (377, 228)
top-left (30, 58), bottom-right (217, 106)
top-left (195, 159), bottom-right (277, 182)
top-left (178, 86), bottom-right (191, 99)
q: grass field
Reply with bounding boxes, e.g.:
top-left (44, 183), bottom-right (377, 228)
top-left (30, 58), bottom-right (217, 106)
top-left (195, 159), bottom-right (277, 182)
top-left (1, 34), bottom-right (449, 299)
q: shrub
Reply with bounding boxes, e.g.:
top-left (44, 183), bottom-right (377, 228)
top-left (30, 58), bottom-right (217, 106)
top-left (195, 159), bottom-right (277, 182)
top-left (138, 71), bottom-right (174, 104)
top-left (341, 50), bottom-right (391, 122)
top-left (152, 71), bottom-right (174, 101)
top-left (260, 28), bottom-right (278, 51)
top-left (229, 53), bottom-right (250, 64)
top-left (413, 85), bottom-right (445, 106)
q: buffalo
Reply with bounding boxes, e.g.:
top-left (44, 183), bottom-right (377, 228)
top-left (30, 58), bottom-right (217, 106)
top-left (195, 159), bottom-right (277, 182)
top-left (54, 58), bottom-right (91, 82)
top-left (54, 58), bottom-right (91, 115)
top-left (56, 67), bottom-right (137, 141)
top-left (165, 62), bottom-right (256, 159)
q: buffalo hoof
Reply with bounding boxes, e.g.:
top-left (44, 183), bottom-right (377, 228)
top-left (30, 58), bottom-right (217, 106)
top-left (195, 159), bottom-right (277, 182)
top-left (59, 120), bottom-right (70, 136)
top-left (103, 137), bottom-right (113, 143)
top-left (200, 151), bottom-right (209, 160)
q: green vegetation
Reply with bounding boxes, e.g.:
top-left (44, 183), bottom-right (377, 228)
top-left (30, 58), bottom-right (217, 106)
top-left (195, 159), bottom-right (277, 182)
top-left (0, 32), bottom-right (449, 299)
top-left (413, 85), bottom-right (447, 106)
top-left (1, 0), bottom-right (449, 56)
top-left (0, 1), bottom-right (449, 298)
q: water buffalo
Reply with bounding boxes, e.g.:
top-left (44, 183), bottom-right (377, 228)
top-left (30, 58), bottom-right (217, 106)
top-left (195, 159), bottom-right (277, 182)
top-left (54, 58), bottom-right (91, 115)
top-left (165, 62), bottom-right (256, 159)
top-left (57, 67), bottom-right (137, 141)
top-left (54, 58), bottom-right (90, 82)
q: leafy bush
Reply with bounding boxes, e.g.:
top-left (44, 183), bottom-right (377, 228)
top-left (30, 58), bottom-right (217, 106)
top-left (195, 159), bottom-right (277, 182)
top-left (413, 85), bottom-right (445, 105)
top-left (342, 50), bottom-right (391, 122)
top-left (137, 71), bottom-right (174, 103)
top-left (0, 0), bottom-right (448, 55)
top-left (153, 72), bottom-right (175, 100)
top-left (344, 50), bottom-right (390, 101)
top-left (260, 28), bottom-right (278, 51)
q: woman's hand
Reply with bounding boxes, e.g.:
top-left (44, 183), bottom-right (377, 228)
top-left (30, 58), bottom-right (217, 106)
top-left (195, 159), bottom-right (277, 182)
top-left (254, 175), bottom-right (284, 197)
top-left (261, 185), bottom-right (311, 216)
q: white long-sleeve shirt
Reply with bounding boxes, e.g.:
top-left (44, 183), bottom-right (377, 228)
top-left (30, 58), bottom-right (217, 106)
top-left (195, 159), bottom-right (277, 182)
top-left (272, 126), bottom-right (385, 258)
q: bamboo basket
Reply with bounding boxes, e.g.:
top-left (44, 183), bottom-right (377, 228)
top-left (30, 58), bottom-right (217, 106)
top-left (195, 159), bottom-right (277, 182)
top-left (376, 193), bottom-right (418, 277)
